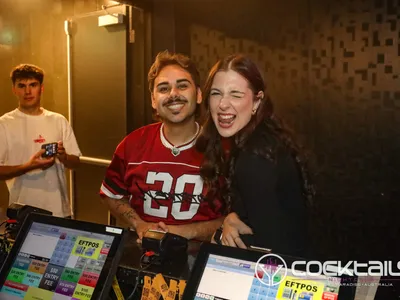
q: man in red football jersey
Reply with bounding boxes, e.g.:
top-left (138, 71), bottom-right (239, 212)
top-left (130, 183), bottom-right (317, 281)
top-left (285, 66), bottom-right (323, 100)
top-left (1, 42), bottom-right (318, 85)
top-left (100, 51), bottom-right (224, 241)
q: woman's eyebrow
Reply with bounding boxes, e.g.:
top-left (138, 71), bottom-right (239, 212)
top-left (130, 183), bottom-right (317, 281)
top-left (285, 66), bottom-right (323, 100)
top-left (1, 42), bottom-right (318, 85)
top-left (230, 90), bottom-right (245, 95)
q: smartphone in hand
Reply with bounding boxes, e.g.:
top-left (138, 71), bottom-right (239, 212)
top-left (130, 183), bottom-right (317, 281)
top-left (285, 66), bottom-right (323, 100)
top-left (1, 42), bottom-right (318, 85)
top-left (41, 142), bottom-right (58, 158)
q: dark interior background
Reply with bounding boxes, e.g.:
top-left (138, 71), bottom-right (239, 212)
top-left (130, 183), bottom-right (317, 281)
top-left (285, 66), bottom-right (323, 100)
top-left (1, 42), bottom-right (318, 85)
top-left (0, 0), bottom-right (399, 284)
top-left (171, 0), bottom-right (400, 264)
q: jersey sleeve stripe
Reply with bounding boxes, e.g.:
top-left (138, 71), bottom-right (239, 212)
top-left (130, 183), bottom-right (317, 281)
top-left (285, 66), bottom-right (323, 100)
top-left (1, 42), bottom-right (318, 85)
top-left (103, 177), bottom-right (129, 196)
top-left (100, 183), bottom-right (124, 199)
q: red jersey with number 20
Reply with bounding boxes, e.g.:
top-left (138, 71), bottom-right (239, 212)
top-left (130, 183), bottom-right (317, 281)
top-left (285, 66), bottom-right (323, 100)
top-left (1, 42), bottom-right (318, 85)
top-left (100, 122), bottom-right (223, 224)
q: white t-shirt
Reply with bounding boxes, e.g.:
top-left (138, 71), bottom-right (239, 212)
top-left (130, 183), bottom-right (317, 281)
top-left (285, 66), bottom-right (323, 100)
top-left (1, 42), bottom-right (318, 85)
top-left (0, 108), bottom-right (82, 217)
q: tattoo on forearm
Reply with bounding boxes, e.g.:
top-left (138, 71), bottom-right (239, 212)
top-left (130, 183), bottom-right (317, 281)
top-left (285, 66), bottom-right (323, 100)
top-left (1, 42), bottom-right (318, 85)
top-left (113, 198), bottom-right (129, 210)
top-left (109, 198), bottom-right (137, 222)
top-left (121, 210), bottom-right (135, 221)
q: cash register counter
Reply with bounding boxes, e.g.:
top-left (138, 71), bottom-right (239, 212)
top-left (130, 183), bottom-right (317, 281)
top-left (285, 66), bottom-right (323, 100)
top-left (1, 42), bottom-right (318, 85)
top-left (113, 231), bottom-right (385, 300)
top-left (0, 221), bottom-right (384, 300)
top-left (114, 230), bottom-right (201, 297)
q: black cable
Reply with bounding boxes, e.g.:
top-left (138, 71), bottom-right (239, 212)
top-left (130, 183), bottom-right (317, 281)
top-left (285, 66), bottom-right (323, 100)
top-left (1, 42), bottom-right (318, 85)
top-left (126, 253), bottom-right (154, 300)
top-left (0, 226), bottom-right (11, 267)
top-left (0, 221), bottom-right (10, 245)
top-left (0, 221), bottom-right (8, 238)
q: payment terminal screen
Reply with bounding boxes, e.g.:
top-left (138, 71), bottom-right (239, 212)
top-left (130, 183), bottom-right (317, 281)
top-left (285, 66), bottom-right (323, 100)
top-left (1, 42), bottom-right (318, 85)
top-left (194, 254), bottom-right (341, 300)
top-left (0, 222), bottom-right (115, 300)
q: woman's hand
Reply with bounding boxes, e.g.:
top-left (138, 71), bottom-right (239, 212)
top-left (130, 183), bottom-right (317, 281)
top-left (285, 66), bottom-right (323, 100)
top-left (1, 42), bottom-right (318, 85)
top-left (220, 212), bottom-right (253, 249)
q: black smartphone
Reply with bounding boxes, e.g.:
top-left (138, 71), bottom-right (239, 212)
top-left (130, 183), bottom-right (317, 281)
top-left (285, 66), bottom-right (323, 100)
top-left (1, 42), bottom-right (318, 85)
top-left (41, 142), bottom-right (58, 158)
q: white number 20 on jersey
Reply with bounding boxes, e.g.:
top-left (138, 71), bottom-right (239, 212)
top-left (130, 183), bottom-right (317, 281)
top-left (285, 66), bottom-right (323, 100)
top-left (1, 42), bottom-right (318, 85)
top-left (143, 171), bottom-right (203, 220)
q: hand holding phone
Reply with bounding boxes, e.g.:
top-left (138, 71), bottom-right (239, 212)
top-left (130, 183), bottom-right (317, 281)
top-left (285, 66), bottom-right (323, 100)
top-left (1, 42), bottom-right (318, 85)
top-left (27, 149), bottom-right (55, 171)
top-left (41, 142), bottom-right (58, 158)
top-left (56, 141), bottom-right (67, 162)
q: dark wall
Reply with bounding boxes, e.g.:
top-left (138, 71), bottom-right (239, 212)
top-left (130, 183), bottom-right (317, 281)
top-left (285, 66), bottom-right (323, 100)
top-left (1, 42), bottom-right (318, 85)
top-left (173, 0), bottom-right (400, 261)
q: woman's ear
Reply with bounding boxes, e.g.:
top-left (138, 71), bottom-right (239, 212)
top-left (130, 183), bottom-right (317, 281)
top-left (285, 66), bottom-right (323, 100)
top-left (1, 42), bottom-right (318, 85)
top-left (252, 91), bottom-right (264, 113)
top-left (256, 91), bottom-right (264, 102)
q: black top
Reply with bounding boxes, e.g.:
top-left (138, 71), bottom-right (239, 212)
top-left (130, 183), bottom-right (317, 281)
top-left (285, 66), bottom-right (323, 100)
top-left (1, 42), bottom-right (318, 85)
top-left (231, 128), bottom-right (308, 257)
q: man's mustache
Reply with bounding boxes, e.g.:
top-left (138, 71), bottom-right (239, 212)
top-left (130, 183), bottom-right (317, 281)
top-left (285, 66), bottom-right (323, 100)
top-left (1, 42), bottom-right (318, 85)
top-left (163, 97), bottom-right (188, 106)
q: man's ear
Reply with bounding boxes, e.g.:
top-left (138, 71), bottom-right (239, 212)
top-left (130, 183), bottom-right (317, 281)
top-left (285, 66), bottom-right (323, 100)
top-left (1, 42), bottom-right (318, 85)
top-left (151, 93), bottom-right (156, 109)
top-left (40, 84), bottom-right (44, 93)
top-left (196, 87), bottom-right (202, 104)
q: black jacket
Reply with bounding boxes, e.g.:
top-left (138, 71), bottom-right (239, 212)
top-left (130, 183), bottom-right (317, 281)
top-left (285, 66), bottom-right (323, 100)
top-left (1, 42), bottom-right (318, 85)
top-left (231, 127), bottom-right (308, 258)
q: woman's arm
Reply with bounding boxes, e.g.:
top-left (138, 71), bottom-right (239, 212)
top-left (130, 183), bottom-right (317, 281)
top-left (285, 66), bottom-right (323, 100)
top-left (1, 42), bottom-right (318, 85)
top-left (216, 212), bottom-right (253, 248)
top-left (234, 150), bottom-right (307, 255)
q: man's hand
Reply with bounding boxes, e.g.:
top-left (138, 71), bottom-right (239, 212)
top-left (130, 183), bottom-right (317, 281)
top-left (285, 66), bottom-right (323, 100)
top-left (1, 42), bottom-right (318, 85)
top-left (155, 219), bottom-right (223, 241)
top-left (56, 141), bottom-right (80, 169)
top-left (0, 149), bottom-right (55, 181)
top-left (56, 141), bottom-right (67, 163)
top-left (27, 149), bottom-right (55, 171)
top-left (135, 220), bottom-right (168, 243)
top-left (219, 212), bottom-right (253, 249)
top-left (156, 222), bottom-right (180, 236)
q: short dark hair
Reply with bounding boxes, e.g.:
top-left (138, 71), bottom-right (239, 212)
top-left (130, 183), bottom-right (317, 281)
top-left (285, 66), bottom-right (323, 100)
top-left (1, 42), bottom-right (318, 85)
top-left (148, 50), bottom-right (200, 92)
top-left (10, 64), bottom-right (44, 84)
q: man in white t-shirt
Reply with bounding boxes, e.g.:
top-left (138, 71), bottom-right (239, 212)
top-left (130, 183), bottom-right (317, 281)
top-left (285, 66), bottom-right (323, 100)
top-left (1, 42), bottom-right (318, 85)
top-left (0, 64), bottom-right (81, 217)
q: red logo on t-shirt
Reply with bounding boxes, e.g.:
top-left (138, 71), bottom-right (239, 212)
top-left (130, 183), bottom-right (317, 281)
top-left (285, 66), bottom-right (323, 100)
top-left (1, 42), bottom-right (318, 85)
top-left (34, 135), bottom-right (46, 143)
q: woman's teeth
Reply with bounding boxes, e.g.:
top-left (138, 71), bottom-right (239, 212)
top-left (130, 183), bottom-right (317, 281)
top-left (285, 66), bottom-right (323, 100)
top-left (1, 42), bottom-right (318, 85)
top-left (218, 114), bottom-right (235, 123)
